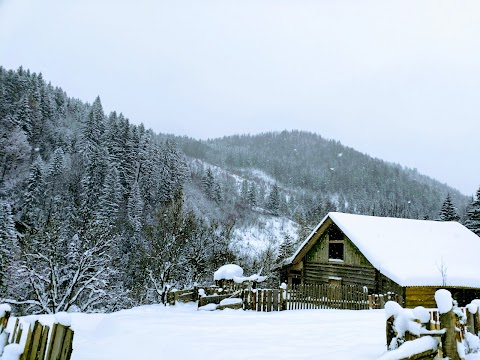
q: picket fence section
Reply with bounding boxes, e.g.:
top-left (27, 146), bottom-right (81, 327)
top-left (0, 308), bottom-right (74, 360)
top-left (192, 283), bottom-right (376, 311)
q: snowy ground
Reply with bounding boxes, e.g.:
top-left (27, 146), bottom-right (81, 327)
top-left (6, 303), bottom-right (480, 359)
top-left (73, 304), bottom-right (385, 359)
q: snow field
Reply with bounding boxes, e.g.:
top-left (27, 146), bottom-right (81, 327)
top-left (4, 303), bottom-right (480, 359)
top-left (70, 304), bottom-right (388, 359)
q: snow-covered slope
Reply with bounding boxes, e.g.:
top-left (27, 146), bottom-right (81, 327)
top-left (231, 215), bottom-right (298, 255)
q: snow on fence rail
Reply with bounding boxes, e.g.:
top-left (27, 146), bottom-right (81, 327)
top-left (0, 305), bottom-right (74, 360)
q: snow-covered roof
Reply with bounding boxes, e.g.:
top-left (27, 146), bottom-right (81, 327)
top-left (289, 212), bottom-right (480, 288)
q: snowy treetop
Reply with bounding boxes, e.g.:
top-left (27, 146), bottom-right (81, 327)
top-left (290, 212), bottom-right (480, 288)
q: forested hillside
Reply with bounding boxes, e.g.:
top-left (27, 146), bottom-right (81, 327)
top-left (0, 67), bottom-right (473, 314)
top-left (174, 132), bottom-right (469, 234)
top-left (0, 67), bottom-right (236, 313)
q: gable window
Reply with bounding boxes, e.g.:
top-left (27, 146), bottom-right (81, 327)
top-left (329, 241), bottom-right (344, 261)
top-left (328, 225), bottom-right (344, 261)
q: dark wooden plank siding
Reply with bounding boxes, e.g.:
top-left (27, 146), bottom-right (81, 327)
top-left (304, 262), bottom-right (376, 289)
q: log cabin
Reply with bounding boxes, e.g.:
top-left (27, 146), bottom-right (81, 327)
top-left (280, 212), bottom-right (480, 308)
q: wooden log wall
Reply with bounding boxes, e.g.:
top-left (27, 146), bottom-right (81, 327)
top-left (303, 262), bottom-right (376, 289)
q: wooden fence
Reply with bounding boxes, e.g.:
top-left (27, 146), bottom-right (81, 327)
top-left (285, 284), bottom-right (370, 310)
top-left (385, 301), bottom-right (477, 360)
top-left (241, 289), bottom-right (285, 312)
top-left (369, 292), bottom-right (401, 309)
top-left (194, 284), bottom-right (378, 311)
top-left (0, 308), bottom-right (74, 360)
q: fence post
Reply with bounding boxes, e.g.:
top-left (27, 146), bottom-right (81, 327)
top-left (263, 290), bottom-right (268, 312)
top-left (467, 305), bottom-right (476, 335)
top-left (473, 306), bottom-right (480, 335)
top-left (38, 325), bottom-right (50, 360)
top-left (386, 315), bottom-right (395, 350)
top-left (257, 290), bottom-right (262, 312)
top-left (266, 290), bottom-right (272, 312)
top-left (439, 309), bottom-right (460, 360)
top-left (435, 290), bottom-right (460, 360)
top-left (379, 294), bottom-right (385, 309)
top-left (23, 321), bottom-right (44, 360)
top-left (0, 307), bottom-right (10, 333)
top-left (272, 289), bottom-right (279, 311)
top-left (279, 286), bottom-right (285, 311)
top-left (0, 306), bottom-right (11, 357)
top-left (15, 323), bottom-right (23, 344)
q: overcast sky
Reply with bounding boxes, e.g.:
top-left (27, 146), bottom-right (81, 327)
top-left (1, 1), bottom-right (479, 195)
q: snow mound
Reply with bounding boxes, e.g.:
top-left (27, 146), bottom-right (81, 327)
top-left (233, 274), bottom-right (267, 284)
top-left (198, 303), bottom-right (218, 311)
top-left (55, 312), bottom-right (72, 326)
top-left (435, 289), bottom-right (453, 314)
top-left (219, 298), bottom-right (242, 306)
top-left (412, 306), bottom-right (430, 324)
top-left (1, 343), bottom-right (24, 360)
top-left (379, 336), bottom-right (439, 360)
top-left (214, 264), bottom-right (243, 281)
top-left (385, 301), bottom-right (402, 319)
top-left (467, 303), bottom-right (478, 314)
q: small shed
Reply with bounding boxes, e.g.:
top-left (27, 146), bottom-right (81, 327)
top-left (280, 212), bottom-right (480, 307)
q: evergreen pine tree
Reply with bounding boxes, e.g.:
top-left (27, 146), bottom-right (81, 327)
top-left (277, 234), bottom-right (296, 264)
top-left (44, 147), bottom-right (66, 220)
top-left (240, 179), bottom-right (249, 203)
top-left (23, 156), bottom-right (45, 223)
top-left (267, 183), bottom-right (280, 216)
top-left (213, 183), bottom-right (222, 203)
top-left (128, 181), bottom-right (144, 236)
top-left (248, 182), bottom-right (257, 208)
top-left (439, 193), bottom-right (460, 222)
top-left (203, 168), bottom-right (215, 200)
top-left (465, 187), bottom-right (480, 236)
top-left (80, 96), bottom-right (105, 160)
top-left (97, 164), bottom-right (123, 225)
top-left (0, 201), bottom-right (18, 295)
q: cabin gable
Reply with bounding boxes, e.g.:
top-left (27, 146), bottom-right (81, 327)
top-left (305, 224), bottom-right (371, 267)
top-left (299, 222), bottom-right (379, 290)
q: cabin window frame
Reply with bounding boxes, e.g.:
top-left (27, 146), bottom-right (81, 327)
top-left (327, 224), bottom-right (345, 262)
top-left (328, 240), bottom-right (345, 261)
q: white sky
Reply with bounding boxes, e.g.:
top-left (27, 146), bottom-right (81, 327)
top-left (1, 0), bottom-right (479, 195)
